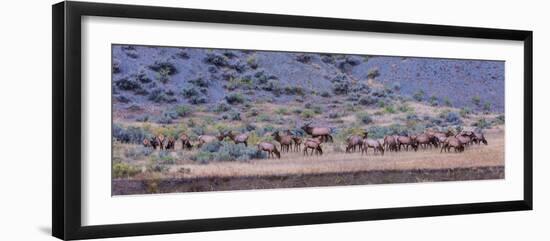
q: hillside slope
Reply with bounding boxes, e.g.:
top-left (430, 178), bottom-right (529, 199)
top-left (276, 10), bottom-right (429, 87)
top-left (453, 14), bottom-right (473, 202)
top-left (112, 44), bottom-right (504, 120)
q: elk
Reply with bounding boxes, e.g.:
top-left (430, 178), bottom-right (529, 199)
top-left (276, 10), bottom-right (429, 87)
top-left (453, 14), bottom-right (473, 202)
top-left (226, 131), bottom-right (249, 146)
top-left (257, 142), bottom-right (281, 159)
top-left (156, 134), bottom-right (166, 150)
top-left (436, 135), bottom-right (447, 144)
top-left (427, 129), bottom-right (453, 138)
top-left (149, 137), bottom-right (159, 149)
top-left (361, 132), bottom-right (384, 156)
top-left (285, 130), bottom-right (302, 152)
top-left (473, 132), bottom-right (488, 145)
top-left (383, 135), bottom-right (399, 152)
top-left (304, 136), bottom-right (323, 155)
top-left (416, 133), bottom-right (439, 149)
top-left (142, 138), bottom-right (151, 148)
top-left (440, 136), bottom-right (464, 153)
top-left (303, 139), bottom-right (323, 156)
top-left (196, 134), bottom-right (222, 148)
top-left (179, 133), bottom-right (193, 150)
top-left (301, 122), bottom-right (333, 143)
top-left (345, 135), bottom-right (364, 153)
top-left (456, 131), bottom-right (476, 147)
top-left (291, 136), bottom-right (302, 152)
top-left (272, 131), bottom-right (293, 152)
top-left (165, 137), bottom-right (176, 150)
top-left (396, 135), bottom-right (418, 152)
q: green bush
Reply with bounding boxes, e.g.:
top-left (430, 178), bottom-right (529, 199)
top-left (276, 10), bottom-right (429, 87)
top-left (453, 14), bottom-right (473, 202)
top-left (247, 56), bottom-right (258, 69)
top-left (225, 93), bottom-right (245, 105)
top-left (113, 162), bottom-right (141, 178)
top-left (367, 67), bottom-right (380, 79)
top-left (301, 109), bottom-right (316, 119)
top-left (413, 90), bottom-right (425, 101)
top-left (214, 102), bottom-right (231, 113)
top-left (429, 96), bottom-right (439, 106)
top-left (311, 105), bottom-right (323, 114)
top-left (148, 58), bottom-right (178, 75)
top-left (256, 114), bottom-right (271, 122)
top-left (384, 105), bottom-right (396, 114)
top-left (472, 95), bottom-right (481, 106)
top-left (124, 146), bottom-right (153, 159)
top-left (473, 118), bottom-right (490, 129)
top-left (483, 101), bottom-right (492, 112)
top-left (193, 142), bottom-right (266, 163)
top-left (358, 112), bottom-right (373, 124)
top-left (284, 86), bottom-right (305, 96)
top-left (494, 114), bottom-right (505, 125)
top-left (112, 124), bottom-right (151, 144)
top-left (398, 104), bottom-right (413, 113)
top-left (157, 68), bottom-right (171, 83)
top-left (175, 105), bottom-right (192, 117)
top-left (460, 107), bottom-right (472, 117)
top-left (320, 91), bottom-right (331, 98)
top-left (443, 97), bottom-right (452, 107)
top-left (275, 107), bottom-right (289, 115)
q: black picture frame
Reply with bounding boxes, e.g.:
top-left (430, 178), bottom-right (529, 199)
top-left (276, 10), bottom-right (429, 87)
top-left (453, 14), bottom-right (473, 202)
top-left (52, 1), bottom-right (533, 240)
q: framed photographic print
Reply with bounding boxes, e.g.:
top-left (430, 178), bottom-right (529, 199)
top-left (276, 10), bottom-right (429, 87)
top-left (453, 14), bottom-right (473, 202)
top-left (52, 1), bottom-right (533, 240)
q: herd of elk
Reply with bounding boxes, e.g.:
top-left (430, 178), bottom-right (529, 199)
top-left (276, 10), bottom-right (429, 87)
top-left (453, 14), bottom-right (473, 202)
top-left (141, 123), bottom-right (488, 159)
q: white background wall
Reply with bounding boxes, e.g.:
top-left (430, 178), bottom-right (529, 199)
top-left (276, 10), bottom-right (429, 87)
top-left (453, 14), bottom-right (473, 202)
top-left (0, 0), bottom-right (547, 240)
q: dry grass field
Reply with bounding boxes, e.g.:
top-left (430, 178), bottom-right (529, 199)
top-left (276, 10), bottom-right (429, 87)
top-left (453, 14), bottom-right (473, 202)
top-left (112, 128), bottom-right (504, 195)
top-left (178, 136), bottom-right (502, 178)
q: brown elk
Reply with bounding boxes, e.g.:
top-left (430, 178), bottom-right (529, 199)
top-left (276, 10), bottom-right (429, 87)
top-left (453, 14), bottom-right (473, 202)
top-left (179, 133), bottom-right (193, 150)
top-left (383, 135), bottom-right (399, 152)
top-left (257, 142), bottom-right (281, 159)
top-left (226, 131), bottom-right (249, 146)
top-left (156, 134), bottom-right (166, 150)
top-left (272, 131), bottom-right (293, 152)
top-left (165, 136), bottom-right (176, 150)
top-left (142, 138), bottom-right (151, 148)
top-left (291, 136), bottom-right (302, 152)
top-left (345, 135), bottom-right (364, 153)
top-left (149, 137), bottom-right (159, 149)
top-left (416, 133), bottom-right (439, 149)
top-left (284, 130), bottom-right (302, 152)
top-left (303, 139), bottom-right (323, 156)
top-left (436, 135), bottom-right (447, 144)
top-left (472, 132), bottom-right (488, 145)
top-left (427, 129), bottom-right (454, 138)
top-left (456, 131), bottom-right (476, 147)
top-left (361, 132), bottom-right (384, 156)
top-left (396, 135), bottom-right (418, 152)
top-left (196, 134), bottom-right (222, 148)
top-left (440, 136), bottom-right (464, 153)
top-left (301, 122), bottom-right (333, 142)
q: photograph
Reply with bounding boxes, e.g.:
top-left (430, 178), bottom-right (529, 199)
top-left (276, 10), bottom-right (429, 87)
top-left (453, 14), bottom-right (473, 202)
top-left (111, 44), bottom-right (505, 195)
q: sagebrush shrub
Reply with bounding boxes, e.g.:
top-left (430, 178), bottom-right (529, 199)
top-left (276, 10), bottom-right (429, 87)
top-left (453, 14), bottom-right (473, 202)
top-left (149, 58), bottom-right (178, 75)
top-left (112, 124), bottom-right (151, 144)
top-left (176, 50), bottom-right (190, 59)
top-left (225, 93), bottom-right (245, 105)
top-left (204, 53), bottom-right (229, 67)
top-left (296, 54), bottom-right (312, 64)
top-left (193, 141), bottom-right (266, 163)
top-left (445, 111), bottom-right (462, 125)
top-left (125, 146), bottom-right (153, 159)
top-left (112, 58), bottom-right (121, 74)
top-left (148, 88), bottom-right (177, 103)
top-left (367, 67), bottom-right (380, 79)
top-left (358, 112), bottom-right (373, 124)
top-left (113, 162), bottom-right (141, 178)
top-left (114, 76), bottom-right (142, 91)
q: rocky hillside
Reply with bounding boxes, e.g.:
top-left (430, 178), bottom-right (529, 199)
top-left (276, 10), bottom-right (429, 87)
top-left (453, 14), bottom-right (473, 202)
top-left (112, 44), bottom-right (504, 118)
